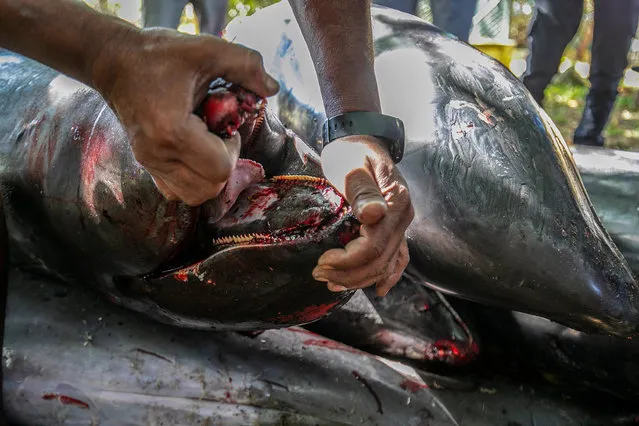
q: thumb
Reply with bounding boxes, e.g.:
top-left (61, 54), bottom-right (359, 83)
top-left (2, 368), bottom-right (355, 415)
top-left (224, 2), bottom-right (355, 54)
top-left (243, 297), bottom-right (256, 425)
top-left (343, 168), bottom-right (388, 225)
top-left (321, 138), bottom-right (389, 225)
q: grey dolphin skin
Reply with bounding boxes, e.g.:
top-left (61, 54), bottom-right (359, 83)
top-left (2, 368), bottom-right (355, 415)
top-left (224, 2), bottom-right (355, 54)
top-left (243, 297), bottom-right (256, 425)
top-left (3, 269), bottom-right (634, 425)
top-left (2, 1), bottom-right (639, 424)
top-left (225, 2), bottom-right (639, 336)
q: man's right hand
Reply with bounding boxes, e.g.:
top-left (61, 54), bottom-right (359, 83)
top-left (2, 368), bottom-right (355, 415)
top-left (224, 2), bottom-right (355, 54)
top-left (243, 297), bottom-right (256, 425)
top-left (91, 27), bottom-right (280, 206)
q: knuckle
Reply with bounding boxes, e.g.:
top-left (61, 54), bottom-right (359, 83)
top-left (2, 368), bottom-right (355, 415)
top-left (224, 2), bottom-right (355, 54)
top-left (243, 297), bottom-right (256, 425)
top-left (244, 49), bottom-right (264, 72)
top-left (395, 182), bottom-right (412, 203)
top-left (405, 202), bottom-right (416, 223)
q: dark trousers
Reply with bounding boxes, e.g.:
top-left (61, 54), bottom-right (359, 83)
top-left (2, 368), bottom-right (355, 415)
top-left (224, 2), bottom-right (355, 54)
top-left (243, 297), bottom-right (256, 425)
top-left (522, 0), bottom-right (639, 146)
top-left (373, 0), bottom-right (478, 42)
top-left (143, 0), bottom-right (229, 36)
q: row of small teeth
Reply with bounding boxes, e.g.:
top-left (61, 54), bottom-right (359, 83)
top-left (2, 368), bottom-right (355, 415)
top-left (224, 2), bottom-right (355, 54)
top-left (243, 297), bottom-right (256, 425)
top-left (212, 206), bottom-right (351, 247)
top-left (212, 233), bottom-right (269, 245)
top-left (271, 175), bottom-right (328, 185)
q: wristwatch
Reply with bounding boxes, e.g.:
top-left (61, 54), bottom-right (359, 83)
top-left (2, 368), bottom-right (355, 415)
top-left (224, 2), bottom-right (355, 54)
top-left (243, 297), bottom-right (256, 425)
top-left (321, 112), bottom-right (405, 163)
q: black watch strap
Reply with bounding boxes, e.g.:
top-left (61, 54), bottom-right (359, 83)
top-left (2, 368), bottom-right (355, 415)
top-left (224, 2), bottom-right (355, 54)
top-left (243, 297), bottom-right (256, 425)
top-left (322, 112), bottom-right (405, 163)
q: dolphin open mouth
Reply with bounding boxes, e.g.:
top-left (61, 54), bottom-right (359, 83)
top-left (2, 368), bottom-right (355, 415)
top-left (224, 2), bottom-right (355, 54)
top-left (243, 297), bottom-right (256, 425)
top-left (111, 82), bottom-right (360, 330)
top-left (209, 175), bottom-right (356, 248)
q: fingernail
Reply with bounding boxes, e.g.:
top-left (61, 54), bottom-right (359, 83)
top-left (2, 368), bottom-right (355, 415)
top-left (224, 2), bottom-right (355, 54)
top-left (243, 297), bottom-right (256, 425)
top-left (265, 76), bottom-right (279, 93)
top-left (357, 198), bottom-right (388, 211)
top-left (355, 198), bottom-right (388, 223)
top-left (312, 269), bottom-right (328, 282)
top-left (327, 283), bottom-right (348, 292)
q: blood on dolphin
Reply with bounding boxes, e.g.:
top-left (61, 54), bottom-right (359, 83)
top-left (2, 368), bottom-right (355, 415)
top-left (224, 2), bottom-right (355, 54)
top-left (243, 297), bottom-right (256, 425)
top-left (0, 49), bottom-right (358, 331)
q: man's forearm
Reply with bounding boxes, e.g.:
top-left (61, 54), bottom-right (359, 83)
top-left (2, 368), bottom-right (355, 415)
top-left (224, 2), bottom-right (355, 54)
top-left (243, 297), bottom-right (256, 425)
top-left (0, 0), bottom-right (137, 90)
top-left (289, 0), bottom-right (381, 117)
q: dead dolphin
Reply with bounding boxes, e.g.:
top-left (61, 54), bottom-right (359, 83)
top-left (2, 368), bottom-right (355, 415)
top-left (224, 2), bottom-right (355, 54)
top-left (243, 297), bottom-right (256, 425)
top-left (224, 3), bottom-right (639, 336)
top-left (0, 49), bottom-right (359, 331)
top-left (3, 267), bottom-right (634, 425)
top-left (306, 275), bottom-right (479, 367)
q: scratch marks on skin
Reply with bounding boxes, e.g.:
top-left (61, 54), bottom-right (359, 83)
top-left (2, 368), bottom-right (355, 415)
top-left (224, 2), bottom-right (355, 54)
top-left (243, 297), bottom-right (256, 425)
top-left (134, 348), bottom-right (175, 364)
top-left (351, 371), bottom-right (383, 415)
top-left (88, 104), bottom-right (107, 145)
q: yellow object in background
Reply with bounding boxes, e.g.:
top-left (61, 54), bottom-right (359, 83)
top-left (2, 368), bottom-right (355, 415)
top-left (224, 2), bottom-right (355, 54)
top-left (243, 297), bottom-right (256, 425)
top-left (472, 39), bottom-right (516, 68)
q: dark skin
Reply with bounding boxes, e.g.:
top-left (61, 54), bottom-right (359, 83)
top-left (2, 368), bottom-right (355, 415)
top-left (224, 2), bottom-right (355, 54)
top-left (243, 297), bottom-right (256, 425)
top-left (0, 0), bottom-right (414, 296)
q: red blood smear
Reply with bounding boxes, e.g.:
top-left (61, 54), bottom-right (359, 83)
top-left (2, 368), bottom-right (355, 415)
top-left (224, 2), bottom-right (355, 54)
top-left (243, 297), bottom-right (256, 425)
top-left (400, 379), bottom-right (429, 393)
top-left (239, 186), bottom-right (279, 221)
top-left (337, 224), bottom-right (359, 246)
top-left (271, 301), bottom-right (340, 324)
top-left (200, 83), bottom-right (264, 138)
top-left (202, 93), bottom-right (240, 136)
top-left (42, 393), bottom-right (90, 409)
top-left (173, 271), bottom-right (189, 282)
top-left (303, 338), bottom-right (363, 355)
top-left (432, 340), bottom-right (479, 365)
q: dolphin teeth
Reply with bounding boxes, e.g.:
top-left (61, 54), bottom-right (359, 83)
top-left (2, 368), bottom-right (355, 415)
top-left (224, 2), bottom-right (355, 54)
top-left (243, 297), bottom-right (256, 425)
top-left (271, 175), bottom-right (329, 186)
top-left (212, 233), bottom-right (270, 246)
top-left (244, 107), bottom-right (267, 147)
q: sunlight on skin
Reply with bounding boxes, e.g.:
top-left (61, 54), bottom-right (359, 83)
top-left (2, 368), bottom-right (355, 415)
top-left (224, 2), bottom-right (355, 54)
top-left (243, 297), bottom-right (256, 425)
top-left (374, 47), bottom-right (437, 144)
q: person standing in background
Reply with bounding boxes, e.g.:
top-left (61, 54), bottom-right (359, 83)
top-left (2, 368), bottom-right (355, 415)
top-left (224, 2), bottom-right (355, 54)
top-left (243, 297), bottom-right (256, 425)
top-left (522, 0), bottom-right (639, 147)
top-left (143, 0), bottom-right (229, 36)
top-left (372, 0), bottom-right (479, 43)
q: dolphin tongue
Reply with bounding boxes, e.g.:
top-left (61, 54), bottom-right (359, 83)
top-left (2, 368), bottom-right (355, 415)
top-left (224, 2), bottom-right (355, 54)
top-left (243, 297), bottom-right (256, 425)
top-left (222, 159), bottom-right (266, 210)
top-left (201, 159), bottom-right (265, 224)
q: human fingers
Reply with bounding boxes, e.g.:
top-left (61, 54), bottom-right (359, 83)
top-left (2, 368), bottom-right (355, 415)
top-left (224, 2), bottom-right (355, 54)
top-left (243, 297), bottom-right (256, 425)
top-left (375, 238), bottom-right (410, 297)
top-left (174, 115), bottom-right (242, 185)
top-left (203, 38), bottom-right (279, 98)
top-left (313, 228), bottom-right (403, 290)
top-left (321, 139), bottom-right (389, 225)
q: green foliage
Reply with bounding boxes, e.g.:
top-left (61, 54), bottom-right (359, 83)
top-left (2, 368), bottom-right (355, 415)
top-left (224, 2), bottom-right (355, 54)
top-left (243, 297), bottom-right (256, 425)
top-left (544, 83), bottom-right (639, 151)
top-left (227, 0), bottom-right (280, 19)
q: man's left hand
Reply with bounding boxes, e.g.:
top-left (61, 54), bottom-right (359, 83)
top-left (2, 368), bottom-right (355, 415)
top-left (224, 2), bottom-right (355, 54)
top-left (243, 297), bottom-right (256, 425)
top-left (312, 136), bottom-right (414, 296)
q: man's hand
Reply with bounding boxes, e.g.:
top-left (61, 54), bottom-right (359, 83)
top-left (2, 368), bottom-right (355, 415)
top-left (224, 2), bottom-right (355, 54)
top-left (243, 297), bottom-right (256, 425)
top-left (0, 0), bottom-right (279, 207)
top-left (92, 28), bottom-right (279, 206)
top-left (312, 136), bottom-right (414, 297)
top-left (290, 0), bottom-right (415, 295)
